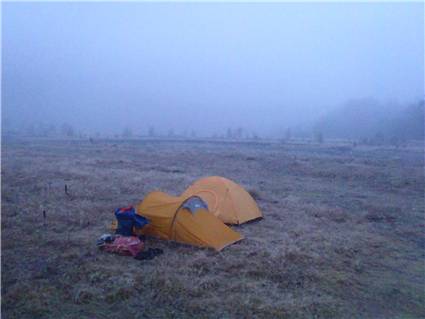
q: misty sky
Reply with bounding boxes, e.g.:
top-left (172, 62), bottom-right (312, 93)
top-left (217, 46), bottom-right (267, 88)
top-left (2, 2), bottom-right (424, 136)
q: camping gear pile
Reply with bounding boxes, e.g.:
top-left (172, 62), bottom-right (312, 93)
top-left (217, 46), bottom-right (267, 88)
top-left (113, 206), bottom-right (149, 236)
top-left (101, 176), bottom-right (263, 255)
top-left (97, 206), bottom-right (152, 259)
top-left (97, 234), bottom-right (145, 257)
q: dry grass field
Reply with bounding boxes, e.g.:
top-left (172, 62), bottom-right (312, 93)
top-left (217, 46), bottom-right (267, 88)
top-left (1, 138), bottom-right (424, 318)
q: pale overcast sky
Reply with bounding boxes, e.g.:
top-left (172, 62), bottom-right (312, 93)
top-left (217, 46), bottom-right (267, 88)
top-left (3, 2), bottom-right (424, 136)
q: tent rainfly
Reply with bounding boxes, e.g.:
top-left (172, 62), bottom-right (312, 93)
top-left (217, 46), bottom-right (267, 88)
top-left (133, 176), bottom-right (262, 250)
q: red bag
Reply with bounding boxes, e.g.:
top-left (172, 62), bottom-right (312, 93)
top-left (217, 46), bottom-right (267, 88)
top-left (103, 236), bottom-right (144, 257)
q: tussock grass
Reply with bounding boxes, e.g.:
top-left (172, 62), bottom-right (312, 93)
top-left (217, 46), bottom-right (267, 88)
top-left (1, 138), bottom-right (424, 318)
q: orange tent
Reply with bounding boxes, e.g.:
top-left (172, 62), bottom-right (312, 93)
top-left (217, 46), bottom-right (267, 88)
top-left (135, 191), bottom-right (243, 251)
top-left (182, 176), bottom-right (263, 224)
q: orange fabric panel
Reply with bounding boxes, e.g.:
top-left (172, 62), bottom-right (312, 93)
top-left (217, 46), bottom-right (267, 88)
top-left (182, 176), bottom-right (262, 224)
top-left (182, 176), bottom-right (237, 223)
top-left (136, 191), bottom-right (182, 240)
top-left (227, 181), bottom-right (262, 224)
top-left (134, 190), bottom-right (244, 250)
top-left (172, 208), bottom-right (243, 251)
top-left (138, 191), bottom-right (183, 216)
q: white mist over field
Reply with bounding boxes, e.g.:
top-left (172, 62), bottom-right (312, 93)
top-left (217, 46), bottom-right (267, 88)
top-left (2, 2), bottom-right (424, 138)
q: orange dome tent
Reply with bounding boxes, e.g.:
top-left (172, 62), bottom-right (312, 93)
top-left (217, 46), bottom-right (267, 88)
top-left (135, 191), bottom-right (243, 251)
top-left (113, 176), bottom-right (262, 250)
top-left (182, 176), bottom-right (263, 225)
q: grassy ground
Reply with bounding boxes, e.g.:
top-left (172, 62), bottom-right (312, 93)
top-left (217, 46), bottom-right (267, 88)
top-left (1, 138), bottom-right (424, 318)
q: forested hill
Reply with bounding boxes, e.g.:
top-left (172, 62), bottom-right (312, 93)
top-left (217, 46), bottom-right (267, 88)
top-left (314, 99), bottom-right (424, 141)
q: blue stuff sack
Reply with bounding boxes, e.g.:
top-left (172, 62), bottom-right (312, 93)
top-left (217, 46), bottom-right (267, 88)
top-left (115, 206), bottom-right (149, 236)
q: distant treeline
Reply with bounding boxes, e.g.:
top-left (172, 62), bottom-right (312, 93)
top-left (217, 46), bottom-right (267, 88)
top-left (3, 98), bottom-right (423, 143)
top-left (2, 121), bottom-right (261, 141)
top-left (313, 98), bottom-right (424, 142)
